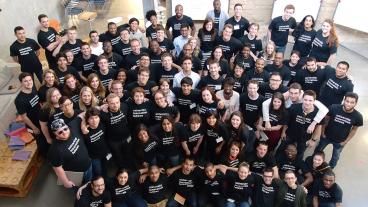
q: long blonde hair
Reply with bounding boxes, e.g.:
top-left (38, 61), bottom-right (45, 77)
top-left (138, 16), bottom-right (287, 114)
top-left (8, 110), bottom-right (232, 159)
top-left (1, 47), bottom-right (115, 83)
top-left (42, 69), bottom-right (59, 86)
top-left (78, 86), bottom-right (99, 111)
top-left (188, 37), bottom-right (201, 58)
top-left (324, 19), bottom-right (339, 48)
top-left (87, 73), bottom-right (106, 99)
top-left (42, 87), bottom-right (61, 117)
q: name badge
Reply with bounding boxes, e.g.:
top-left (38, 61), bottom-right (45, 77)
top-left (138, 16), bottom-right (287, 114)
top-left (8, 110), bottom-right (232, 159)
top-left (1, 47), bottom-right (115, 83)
top-left (227, 198), bottom-right (235, 203)
top-left (106, 153), bottom-right (112, 160)
top-left (127, 136), bottom-right (132, 143)
top-left (216, 137), bottom-right (224, 143)
top-left (190, 103), bottom-right (196, 109)
top-left (215, 85), bottom-right (221, 90)
top-left (234, 25), bottom-right (240, 30)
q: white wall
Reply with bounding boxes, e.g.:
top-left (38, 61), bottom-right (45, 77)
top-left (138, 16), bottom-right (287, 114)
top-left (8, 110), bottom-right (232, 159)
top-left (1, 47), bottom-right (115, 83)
top-left (334, 0), bottom-right (368, 33)
top-left (0, 0), bottom-right (63, 62)
top-left (271, 0), bottom-right (321, 22)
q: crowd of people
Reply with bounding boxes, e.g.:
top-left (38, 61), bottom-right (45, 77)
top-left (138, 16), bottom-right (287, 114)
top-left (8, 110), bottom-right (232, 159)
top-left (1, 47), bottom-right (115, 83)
top-left (10, 1), bottom-right (364, 207)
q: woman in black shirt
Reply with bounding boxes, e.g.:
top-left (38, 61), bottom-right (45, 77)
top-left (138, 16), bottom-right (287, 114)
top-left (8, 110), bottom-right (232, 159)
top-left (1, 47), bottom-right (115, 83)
top-left (62, 74), bottom-right (82, 105)
top-left (87, 73), bottom-right (106, 104)
top-left (141, 165), bottom-right (168, 206)
top-left (198, 18), bottom-right (218, 64)
top-left (292, 15), bottom-right (316, 59)
top-left (78, 86), bottom-right (100, 111)
top-left (227, 111), bottom-right (256, 153)
top-left (133, 124), bottom-right (158, 169)
top-left (127, 87), bottom-right (154, 128)
top-left (38, 69), bottom-right (60, 105)
top-left (181, 113), bottom-right (204, 164)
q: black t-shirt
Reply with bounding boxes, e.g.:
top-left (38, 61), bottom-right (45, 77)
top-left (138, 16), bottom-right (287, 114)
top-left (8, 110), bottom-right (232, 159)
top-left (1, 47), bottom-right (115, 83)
top-left (259, 83), bottom-right (288, 99)
top-left (152, 104), bottom-right (179, 124)
top-left (312, 179), bottom-right (343, 204)
top-left (239, 94), bottom-right (265, 129)
top-left (75, 54), bottom-right (98, 77)
top-left (245, 152), bottom-right (277, 174)
top-left (158, 38), bottom-right (175, 52)
top-left (286, 103), bottom-right (320, 143)
top-left (169, 167), bottom-right (201, 198)
top-left (123, 49), bottom-right (149, 71)
top-left (99, 103), bottom-right (130, 142)
top-left (203, 59), bottom-right (230, 76)
top-left (245, 69), bottom-right (270, 84)
top-left (303, 156), bottom-right (331, 181)
top-left (172, 88), bottom-right (201, 123)
top-left (267, 109), bottom-right (289, 126)
top-left (215, 36), bottom-right (242, 61)
top-left (126, 99), bottom-right (153, 127)
top-left (268, 16), bottom-right (297, 47)
top-left (281, 186), bottom-right (297, 207)
top-left (198, 28), bottom-right (217, 52)
top-left (14, 89), bottom-right (40, 127)
top-left (292, 28), bottom-right (316, 57)
top-left (309, 30), bottom-right (337, 63)
top-left (319, 67), bottom-right (354, 107)
top-left (204, 122), bottom-right (229, 156)
top-left (99, 31), bottom-right (121, 45)
top-left (220, 153), bottom-right (244, 168)
top-left (78, 183), bottom-right (111, 207)
top-left (176, 56), bottom-right (203, 73)
top-left (225, 171), bottom-right (255, 202)
top-left (83, 122), bottom-right (110, 159)
top-left (10, 38), bottom-right (42, 72)
top-left (105, 53), bottom-right (123, 71)
top-left (253, 174), bottom-right (278, 207)
top-left (134, 137), bottom-right (158, 165)
top-left (276, 153), bottom-right (304, 179)
top-left (182, 125), bottom-right (205, 152)
top-left (49, 109), bottom-right (82, 127)
top-left (198, 100), bottom-right (224, 117)
top-left (166, 15), bottom-right (194, 40)
top-left (225, 16), bottom-right (250, 39)
top-left (142, 173), bottom-right (168, 204)
top-left (228, 72), bottom-right (247, 93)
top-left (283, 60), bottom-right (303, 85)
top-left (265, 64), bottom-right (291, 83)
top-left (199, 169), bottom-right (224, 197)
top-left (60, 39), bottom-right (83, 57)
top-left (155, 123), bottom-right (185, 156)
top-left (113, 40), bottom-right (132, 58)
top-left (54, 66), bottom-right (81, 85)
top-left (325, 104), bottom-right (363, 142)
top-left (47, 128), bottom-right (91, 172)
top-left (96, 69), bottom-right (117, 89)
top-left (107, 175), bottom-right (138, 203)
top-left (239, 35), bottom-right (263, 55)
top-left (234, 54), bottom-right (255, 71)
top-left (149, 51), bottom-right (162, 66)
top-left (37, 27), bottom-right (58, 68)
top-left (125, 80), bottom-right (157, 99)
top-left (155, 66), bottom-right (178, 85)
top-left (146, 25), bottom-right (157, 39)
top-left (295, 67), bottom-right (326, 97)
top-left (197, 75), bottom-right (223, 92)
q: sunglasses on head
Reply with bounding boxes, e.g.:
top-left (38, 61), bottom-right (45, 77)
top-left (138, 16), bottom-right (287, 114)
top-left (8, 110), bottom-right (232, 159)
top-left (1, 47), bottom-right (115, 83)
top-left (56, 127), bottom-right (68, 135)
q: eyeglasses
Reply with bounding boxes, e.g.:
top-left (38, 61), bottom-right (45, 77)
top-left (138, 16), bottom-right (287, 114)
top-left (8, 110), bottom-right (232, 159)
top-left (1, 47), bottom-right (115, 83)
top-left (56, 127), bottom-right (68, 135)
top-left (62, 102), bottom-right (73, 108)
top-left (270, 79), bottom-right (282, 82)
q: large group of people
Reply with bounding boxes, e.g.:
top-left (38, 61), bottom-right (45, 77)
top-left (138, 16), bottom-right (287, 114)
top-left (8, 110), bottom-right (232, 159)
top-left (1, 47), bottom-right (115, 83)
top-left (10, 1), bottom-right (363, 207)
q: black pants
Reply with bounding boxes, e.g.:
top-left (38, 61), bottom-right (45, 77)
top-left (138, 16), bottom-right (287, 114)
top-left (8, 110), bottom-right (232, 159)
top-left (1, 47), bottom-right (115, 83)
top-left (107, 139), bottom-right (132, 169)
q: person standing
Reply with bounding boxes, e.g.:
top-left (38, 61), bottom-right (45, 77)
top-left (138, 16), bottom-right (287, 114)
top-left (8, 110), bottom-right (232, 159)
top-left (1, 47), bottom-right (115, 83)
top-left (37, 14), bottom-right (61, 69)
top-left (225, 3), bottom-right (249, 40)
top-left (275, 170), bottom-right (307, 207)
top-left (165, 4), bottom-right (195, 40)
top-left (206, 0), bottom-right (229, 35)
top-left (315, 92), bottom-right (363, 168)
top-left (268, 4), bottom-right (297, 53)
top-left (11, 26), bottom-right (43, 82)
top-left (312, 171), bottom-right (343, 207)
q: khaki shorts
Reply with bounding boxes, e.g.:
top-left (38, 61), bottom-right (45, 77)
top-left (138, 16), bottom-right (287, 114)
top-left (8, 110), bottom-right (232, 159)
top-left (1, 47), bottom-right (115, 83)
top-left (147, 199), bottom-right (168, 207)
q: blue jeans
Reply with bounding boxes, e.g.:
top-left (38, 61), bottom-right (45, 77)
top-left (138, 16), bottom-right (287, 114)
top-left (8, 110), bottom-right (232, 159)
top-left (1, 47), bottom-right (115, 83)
top-left (225, 199), bottom-right (250, 207)
top-left (275, 45), bottom-right (286, 54)
top-left (112, 195), bottom-right (147, 207)
top-left (167, 193), bottom-right (197, 207)
top-left (91, 158), bottom-right (107, 178)
top-left (83, 164), bottom-right (93, 184)
top-left (319, 202), bottom-right (336, 207)
top-left (315, 137), bottom-right (344, 168)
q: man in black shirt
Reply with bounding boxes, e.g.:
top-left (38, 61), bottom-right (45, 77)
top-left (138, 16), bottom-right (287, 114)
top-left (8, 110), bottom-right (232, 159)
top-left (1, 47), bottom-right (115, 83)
top-left (54, 53), bottom-right (81, 84)
top-left (113, 28), bottom-right (132, 58)
top-left (295, 57), bottom-right (326, 97)
top-left (99, 22), bottom-right (121, 46)
top-left (246, 58), bottom-right (270, 84)
top-left (259, 73), bottom-right (288, 99)
top-left (216, 24), bottom-right (242, 61)
top-left (77, 176), bottom-right (112, 207)
top-left (265, 52), bottom-right (291, 86)
top-left (48, 118), bottom-right (92, 188)
top-left (55, 26), bottom-right (83, 57)
top-left (10, 26), bottom-right (43, 82)
top-left (312, 171), bottom-right (343, 207)
top-left (96, 55), bottom-right (117, 90)
top-left (225, 3), bottom-right (249, 40)
top-left (14, 72), bottom-right (48, 154)
top-left (319, 61), bottom-right (354, 107)
top-left (282, 90), bottom-right (322, 160)
top-left (165, 4), bottom-right (195, 40)
top-left (253, 168), bottom-right (279, 207)
top-left (125, 67), bottom-right (157, 99)
top-left (156, 25), bottom-right (175, 55)
top-left (239, 80), bottom-right (265, 129)
top-left (75, 42), bottom-right (98, 82)
top-left (37, 14), bottom-right (61, 69)
top-left (315, 92), bottom-right (363, 168)
top-left (239, 23), bottom-right (263, 60)
top-left (268, 4), bottom-right (297, 53)
top-left (102, 40), bottom-right (123, 71)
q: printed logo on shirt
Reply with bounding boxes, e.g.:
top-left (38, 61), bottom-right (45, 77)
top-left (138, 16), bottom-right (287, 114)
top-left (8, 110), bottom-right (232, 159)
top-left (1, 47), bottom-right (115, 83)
top-left (333, 115), bottom-right (351, 125)
top-left (219, 44), bottom-right (230, 53)
top-left (148, 184), bottom-right (163, 194)
top-left (110, 112), bottom-right (125, 125)
top-left (19, 47), bottom-right (34, 56)
top-left (144, 141), bottom-right (157, 152)
top-left (234, 181), bottom-right (248, 190)
top-left (174, 23), bottom-right (181, 31)
top-left (115, 185), bottom-right (131, 195)
top-left (284, 192), bottom-right (296, 202)
top-left (68, 137), bottom-right (80, 154)
top-left (111, 36), bottom-right (121, 45)
top-left (262, 184), bottom-right (275, 194)
top-left (133, 109), bottom-right (148, 118)
top-left (295, 115), bottom-right (312, 125)
top-left (29, 95), bottom-right (39, 107)
top-left (312, 37), bottom-right (323, 48)
top-left (89, 199), bottom-right (103, 207)
top-left (83, 62), bottom-right (95, 72)
top-left (304, 76), bottom-right (318, 84)
top-left (278, 25), bottom-right (290, 32)
top-left (47, 33), bottom-right (56, 42)
top-left (178, 178), bottom-right (194, 188)
top-left (318, 190), bottom-right (331, 198)
top-left (326, 79), bottom-right (341, 90)
top-left (245, 104), bottom-right (258, 112)
top-left (90, 130), bottom-right (104, 143)
top-left (71, 47), bottom-right (81, 55)
top-left (298, 34), bottom-right (312, 43)
top-left (122, 47), bottom-right (132, 56)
